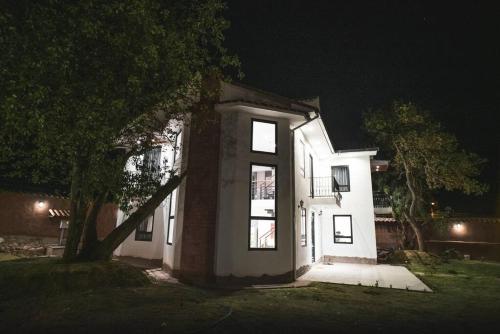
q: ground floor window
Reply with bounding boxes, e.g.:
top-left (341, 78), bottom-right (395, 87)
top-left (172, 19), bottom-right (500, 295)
top-left (249, 163), bottom-right (277, 249)
top-left (135, 215), bottom-right (154, 241)
top-left (165, 189), bottom-right (177, 245)
top-left (300, 207), bottom-right (307, 246)
top-left (333, 215), bottom-right (352, 244)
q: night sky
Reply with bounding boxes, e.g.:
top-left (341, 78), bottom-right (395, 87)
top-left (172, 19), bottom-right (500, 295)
top-left (225, 0), bottom-right (499, 214)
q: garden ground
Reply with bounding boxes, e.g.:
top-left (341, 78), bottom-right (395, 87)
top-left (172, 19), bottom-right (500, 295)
top-left (0, 252), bottom-right (499, 333)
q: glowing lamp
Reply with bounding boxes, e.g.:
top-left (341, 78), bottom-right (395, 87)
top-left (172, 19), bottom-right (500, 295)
top-left (36, 200), bottom-right (46, 209)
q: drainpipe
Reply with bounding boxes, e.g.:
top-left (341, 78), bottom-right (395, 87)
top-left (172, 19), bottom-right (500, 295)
top-left (290, 110), bottom-right (319, 280)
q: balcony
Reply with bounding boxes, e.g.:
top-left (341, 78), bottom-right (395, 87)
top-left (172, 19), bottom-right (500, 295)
top-left (373, 191), bottom-right (392, 214)
top-left (308, 177), bottom-right (343, 206)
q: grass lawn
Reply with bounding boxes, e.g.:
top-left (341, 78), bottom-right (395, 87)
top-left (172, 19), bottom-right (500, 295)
top-left (0, 255), bottom-right (499, 334)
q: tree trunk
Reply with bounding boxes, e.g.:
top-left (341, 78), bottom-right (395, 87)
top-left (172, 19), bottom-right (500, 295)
top-left (396, 144), bottom-right (425, 251)
top-left (87, 173), bottom-right (185, 260)
top-left (78, 191), bottom-right (108, 259)
top-left (62, 164), bottom-right (88, 262)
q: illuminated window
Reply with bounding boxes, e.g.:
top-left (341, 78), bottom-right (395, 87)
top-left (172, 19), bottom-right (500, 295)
top-left (332, 166), bottom-right (350, 192)
top-left (300, 208), bottom-right (307, 246)
top-left (135, 215), bottom-right (154, 241)
top-left (165, 189), bottom-right (177, 245)
top-left (249, 164), bottom-right (277, 249)
top-left (251, 119), bottom-right (277, 154)
top-left (333, 215), bottom-right (353, 244)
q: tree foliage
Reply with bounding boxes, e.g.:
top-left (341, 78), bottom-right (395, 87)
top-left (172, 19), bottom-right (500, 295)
top-left (364, 102), bottom-right (487, 250)
top-left (0, 0), bottom-right (239, 260)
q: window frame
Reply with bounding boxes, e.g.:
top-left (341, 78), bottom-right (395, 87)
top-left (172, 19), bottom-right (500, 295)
top-left (135, 215), bottom-right (154, 242)
top-left (250, 118), bottom-right (278, 155)
top-left (166, 131), bottom-right (181, 245)
top-left (309, 154), bottom-right (314, 198)
top-left (333, 214), bottom-right (353, 244)
top-left (248, 162), bottom-right (278, 251)
top-left (331, 165), bottom-right (350, 192)
top-left (300, 207), bottom-right (307, 247)
top-left (165, 190), bottom-right (176, 245)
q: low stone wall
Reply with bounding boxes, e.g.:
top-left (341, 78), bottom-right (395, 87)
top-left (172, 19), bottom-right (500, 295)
top-left (321, 255), bottom-right (377, 265)
top-left (0, 235), bottom-right (58, 257)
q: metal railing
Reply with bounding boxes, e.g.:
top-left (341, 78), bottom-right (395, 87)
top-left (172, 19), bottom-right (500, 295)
top-left (308, 177), bottom-right (343, 198)
top-left (373, 191), bottom-right (391, 208)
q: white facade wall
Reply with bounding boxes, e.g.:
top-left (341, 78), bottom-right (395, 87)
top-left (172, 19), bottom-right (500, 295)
top-left (316, 154), bottom-right (377, 262)
top-left (294, 129), bottom-right (322, 271)
top-left (214, 109), bottom-right (294, 278)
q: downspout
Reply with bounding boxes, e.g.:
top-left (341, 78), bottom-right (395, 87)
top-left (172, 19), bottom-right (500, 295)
top-left (290, 110), bottom-right (319, 280)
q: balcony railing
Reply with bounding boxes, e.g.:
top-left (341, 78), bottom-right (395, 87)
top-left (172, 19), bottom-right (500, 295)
top-left (373, 191), bottom-right (391, 208)
top-left (309, 177), bottom-right (343, 199)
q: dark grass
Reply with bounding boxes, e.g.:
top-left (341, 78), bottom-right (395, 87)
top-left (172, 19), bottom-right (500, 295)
top-left (1, 257), bottom-right (499, 333)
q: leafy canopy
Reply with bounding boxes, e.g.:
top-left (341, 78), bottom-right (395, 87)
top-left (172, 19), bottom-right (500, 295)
top-left (0, 0), bottom-right (238, 207)
top-left (364, 101), bottom-right (487, 196)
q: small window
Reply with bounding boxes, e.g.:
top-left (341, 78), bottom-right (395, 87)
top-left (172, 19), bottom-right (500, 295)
top-left (298, 140), bottom-right (305, 177)
top-left (143, 147), bottom-right (162, 176)
top-left (332, 166), bottom-right (350, 192)
top-left (249, 164), bottom-right (277, 249)
top-left (333, 215), bottom-right (352, 244)
top-left (251, 119), bottom-right (277, 154)
top-left (300, 208), bottom-right (307, 246)
top-left (135, 215), bottom-right (154, 241)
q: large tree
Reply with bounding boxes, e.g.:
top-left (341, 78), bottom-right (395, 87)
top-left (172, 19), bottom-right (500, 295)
top-left (0, 0), bottom-right (238, 261)
top-left (364, 102), bottom-right (487, 251)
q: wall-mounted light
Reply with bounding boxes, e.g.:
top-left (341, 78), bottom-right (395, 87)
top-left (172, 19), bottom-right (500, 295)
top-left (36, 200), bottom-right (46, 210)
top-left (431, 202), bottom-right (436, 206)
top-left (298, 200), bottom-right (304, 209)
top-left (453, 223), bottom-right (463, 231)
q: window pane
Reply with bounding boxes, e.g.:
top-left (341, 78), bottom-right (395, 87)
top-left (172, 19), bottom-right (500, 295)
top-left (167, 217), bottom-right (175, 244)
top-left (252, 120), bottom-right (276, 153)
top-left (334, 215), bottom-right (352, 244)
top-left (300, 208), bottom-right (307, 246)
top-left (251, 165), bottom-right (276, 217)
top-left (334, 216), bottom-right (351, 237)
top-left (332, 166), bottom-right (350, 191)
top-left (250, 219), bottom-right (276, 249)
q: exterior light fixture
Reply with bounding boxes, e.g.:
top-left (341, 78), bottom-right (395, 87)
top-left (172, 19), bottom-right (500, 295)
top-left (431, 202), bottom-right (436, 206)
top-left (37, 200), bottom-right (46, 209)
top-left (298, 200), bottom-right (304, 208)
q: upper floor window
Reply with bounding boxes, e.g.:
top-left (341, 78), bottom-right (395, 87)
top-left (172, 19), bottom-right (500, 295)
top-left (332, 165), bottom-right (350, 192)
top-left (251, 119), bottom-right (277, 154)
top-left (135, 215), bottom-right (154, 241)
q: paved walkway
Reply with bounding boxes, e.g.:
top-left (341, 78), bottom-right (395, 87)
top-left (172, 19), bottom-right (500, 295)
top-left (298, 263), bottom-right (432, 292)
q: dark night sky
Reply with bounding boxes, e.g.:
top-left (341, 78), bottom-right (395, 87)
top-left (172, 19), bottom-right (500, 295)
top-left (224, 0), bottom-right (499, 214)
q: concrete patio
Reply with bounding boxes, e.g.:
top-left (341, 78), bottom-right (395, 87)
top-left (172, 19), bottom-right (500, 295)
top-left (298, 263), bottom-right (432, 292)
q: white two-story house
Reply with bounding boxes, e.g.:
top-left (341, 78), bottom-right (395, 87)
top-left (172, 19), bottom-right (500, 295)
top-left (114, 81), bottom-right (378, 285)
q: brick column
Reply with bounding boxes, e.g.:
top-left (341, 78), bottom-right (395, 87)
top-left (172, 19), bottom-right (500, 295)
top-left (179, 114), bottom-right (221, 284)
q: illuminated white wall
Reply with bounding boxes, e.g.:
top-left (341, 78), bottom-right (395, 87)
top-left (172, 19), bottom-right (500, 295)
top-left (215, 109), bottom-right (294, 278)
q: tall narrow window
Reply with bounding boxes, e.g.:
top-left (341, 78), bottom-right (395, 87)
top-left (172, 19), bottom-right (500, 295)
top-left (251, 119), bottom-right (277, 154)
top-left (249, 164), bottom-right (277, 249)
top-left (165, 189), bottom-right (177, 245)
top-left (136, 215), bottom-right (154, 241)
top-left (298, 140), bottom-right (305, 177)
top-left (143, 147), bottom-right (162, 177)
top-left (333, 215), bottom-right (353, 244)
top-left (300, 207), bottom-right (307, 246)
top-left (165, 131), bottom-right (181, 245)
top-left (332, 166), bottom-right (350, 192)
